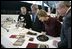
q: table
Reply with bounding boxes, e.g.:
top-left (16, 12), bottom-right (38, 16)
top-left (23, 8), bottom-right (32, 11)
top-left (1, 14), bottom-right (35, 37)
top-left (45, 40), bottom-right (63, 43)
top-left (1, 23), bottom-right (60, 48)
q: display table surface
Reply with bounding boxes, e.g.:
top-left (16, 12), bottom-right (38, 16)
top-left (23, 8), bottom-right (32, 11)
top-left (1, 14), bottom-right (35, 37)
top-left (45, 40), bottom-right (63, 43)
top-left (1, 23), bottom-right (60, 48)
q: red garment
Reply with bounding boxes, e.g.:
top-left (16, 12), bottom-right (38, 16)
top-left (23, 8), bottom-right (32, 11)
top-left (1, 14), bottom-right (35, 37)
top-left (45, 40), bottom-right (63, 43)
top-left (43, 17), bottom-right (61, 37)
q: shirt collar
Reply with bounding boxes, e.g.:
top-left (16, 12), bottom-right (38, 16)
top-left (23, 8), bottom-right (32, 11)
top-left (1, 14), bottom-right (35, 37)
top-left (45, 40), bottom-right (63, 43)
top-left (66, 7), bottom-right (71, 15)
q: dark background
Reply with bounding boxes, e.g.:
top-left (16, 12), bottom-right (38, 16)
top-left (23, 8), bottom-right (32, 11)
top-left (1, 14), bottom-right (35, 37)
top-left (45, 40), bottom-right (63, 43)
top-left (1, 1), bottom-right (48, 14)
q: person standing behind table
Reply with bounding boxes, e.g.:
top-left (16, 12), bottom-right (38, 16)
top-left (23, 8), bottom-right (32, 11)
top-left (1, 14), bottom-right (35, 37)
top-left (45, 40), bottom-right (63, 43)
top-left (17, 6), bottom-right (31, 29)
top-left (53, 1), bottom-right (71, 48)
top-left (30, 4), bottom-right (43, 32)
top-left (37, 9), bottom-right (61, 37)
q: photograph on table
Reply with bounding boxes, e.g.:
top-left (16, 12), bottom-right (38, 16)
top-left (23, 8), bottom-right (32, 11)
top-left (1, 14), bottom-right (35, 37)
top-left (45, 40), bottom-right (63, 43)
top-left (13, 38), bottom-right (25, 46)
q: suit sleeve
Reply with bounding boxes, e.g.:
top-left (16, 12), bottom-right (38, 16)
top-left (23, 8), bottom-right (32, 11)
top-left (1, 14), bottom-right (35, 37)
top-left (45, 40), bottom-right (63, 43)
top-left (68, 27), bottom-right (71, 48)
top-left (17, 15), bottom-right (20, 21)
top-left (58, 11), bottom-right (71, 48)
top-left (58, 25), bottom-right (67, 48)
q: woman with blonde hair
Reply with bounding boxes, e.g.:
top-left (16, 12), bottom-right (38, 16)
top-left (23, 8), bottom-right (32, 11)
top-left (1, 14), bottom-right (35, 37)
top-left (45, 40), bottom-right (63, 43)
top-left (37, 9), bottom-right (61, 37)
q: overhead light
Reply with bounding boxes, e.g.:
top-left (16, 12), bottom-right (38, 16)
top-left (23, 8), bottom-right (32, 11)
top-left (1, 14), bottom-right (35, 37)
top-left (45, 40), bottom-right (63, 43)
top-left (20, 1), bottom-right (48, 7)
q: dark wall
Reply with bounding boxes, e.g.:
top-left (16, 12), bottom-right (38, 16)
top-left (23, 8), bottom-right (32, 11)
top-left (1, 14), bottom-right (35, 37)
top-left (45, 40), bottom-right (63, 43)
top-left (1, 1), bottom-right (48, 14)
top-left (1, 1), bottom-right (32, 11)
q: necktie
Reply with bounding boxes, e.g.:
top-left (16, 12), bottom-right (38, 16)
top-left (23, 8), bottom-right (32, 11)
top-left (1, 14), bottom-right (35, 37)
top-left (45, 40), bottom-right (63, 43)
top-left (32, 14), bottom-right (35, 22)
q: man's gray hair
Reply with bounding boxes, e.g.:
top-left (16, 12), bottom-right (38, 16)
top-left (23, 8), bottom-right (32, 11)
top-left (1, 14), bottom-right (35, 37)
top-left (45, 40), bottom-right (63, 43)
top-left (56, 1), bottom-right (71, 8)
top-left (31, 4), bottom-right (38, 9)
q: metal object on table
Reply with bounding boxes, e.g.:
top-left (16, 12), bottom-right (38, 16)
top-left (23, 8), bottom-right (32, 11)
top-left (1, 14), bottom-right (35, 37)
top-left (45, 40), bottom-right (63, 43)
top-left (38, 44), bottom-right (49, 48)
top-left (1, 17), bottom-right (16, 32)
top-left (27, 31), bottom-right (37, 35)
top-left (16, 21), bottom-right (26, 29)
top-left (1, 24), bottom-right (9, 32)
top-left (37, 35), bottom-right (49, 42)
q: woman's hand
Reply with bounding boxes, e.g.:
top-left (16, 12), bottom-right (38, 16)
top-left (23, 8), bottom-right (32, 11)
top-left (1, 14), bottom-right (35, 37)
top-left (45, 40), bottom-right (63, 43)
top-left (41, 31), bottom-right (46, 35)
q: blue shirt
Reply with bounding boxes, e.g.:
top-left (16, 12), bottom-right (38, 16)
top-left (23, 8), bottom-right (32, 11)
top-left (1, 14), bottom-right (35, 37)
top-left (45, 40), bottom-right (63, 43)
top-left (32, 14), bottom-right (36, 22)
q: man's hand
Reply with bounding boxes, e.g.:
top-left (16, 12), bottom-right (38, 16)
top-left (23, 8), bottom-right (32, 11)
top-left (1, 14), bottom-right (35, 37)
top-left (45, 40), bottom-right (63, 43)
top-left (53, 40), bottom-right (59, 48)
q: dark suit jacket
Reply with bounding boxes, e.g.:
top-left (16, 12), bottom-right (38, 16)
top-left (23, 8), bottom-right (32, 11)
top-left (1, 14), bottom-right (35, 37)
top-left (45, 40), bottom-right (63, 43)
top-left (58, 9), bottom-right (71, 48)
top-left (43, 16), bottom-right (61, 37)
top-left (30, 15), bottom-right (43, 32)
top-left (18, 13), bottom-right (43, 32)
top-left (17, 13), bottom-right (31, 29)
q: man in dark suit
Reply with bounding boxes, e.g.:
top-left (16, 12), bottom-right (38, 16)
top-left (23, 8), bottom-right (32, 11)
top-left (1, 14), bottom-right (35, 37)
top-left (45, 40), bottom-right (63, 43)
top-left (53, 1), bottom-right (71, 48)
top-left (17, 6), bottom-right (31, 29)
top-left (30, 4), bottom-right (43, 32)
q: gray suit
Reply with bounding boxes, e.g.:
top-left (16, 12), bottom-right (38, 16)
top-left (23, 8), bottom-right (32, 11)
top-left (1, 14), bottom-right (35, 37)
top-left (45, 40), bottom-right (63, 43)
top-left (58, 9), bottom-right (71, 48)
